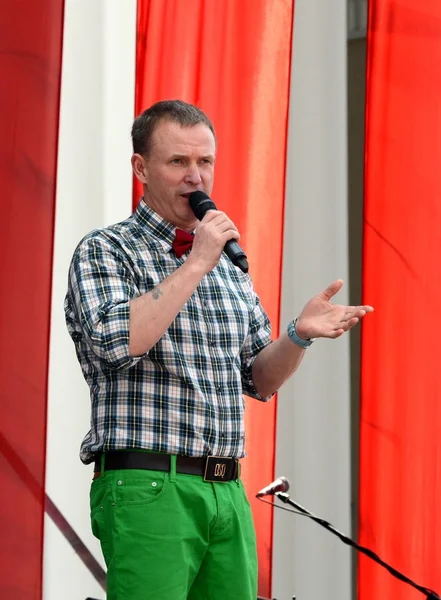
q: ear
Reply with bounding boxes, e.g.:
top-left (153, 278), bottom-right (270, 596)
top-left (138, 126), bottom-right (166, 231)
top-left (131, 153), bottom-right (148, 185)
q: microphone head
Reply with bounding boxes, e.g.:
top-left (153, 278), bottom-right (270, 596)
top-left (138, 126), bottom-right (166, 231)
top-left (189, 191), bottom-right (217, 220)
top-left (256, 476), bottom-right (290, 498)
top-left (278, 476), bottom-right (290, 493)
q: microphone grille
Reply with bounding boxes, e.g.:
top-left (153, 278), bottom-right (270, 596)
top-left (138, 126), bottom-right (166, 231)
top-left (189, 191), bottom-right (216, 219)
top-left (279, 476), bottom-right (290, 493)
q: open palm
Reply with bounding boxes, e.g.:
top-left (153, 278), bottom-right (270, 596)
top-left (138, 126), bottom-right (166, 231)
top-left (296, 279), bottom-right (374, 340)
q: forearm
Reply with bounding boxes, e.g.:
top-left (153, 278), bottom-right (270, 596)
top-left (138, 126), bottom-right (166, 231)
top-left (251, 333), bottom-right (306, 398)
top-left (129, 258), bottom-right (205, 356)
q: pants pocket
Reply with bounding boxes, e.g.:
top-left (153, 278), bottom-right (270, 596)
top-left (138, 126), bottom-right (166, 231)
top-left (115, 469), bottom-right (170, 507)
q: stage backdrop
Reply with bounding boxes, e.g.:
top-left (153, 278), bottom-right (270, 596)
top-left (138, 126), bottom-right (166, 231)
top-left (0, 1), bottom-right (65, 598)
top-left (360, 1), bottom-right (441, 598)
top-left (134, 1), bottom-right (294, 594)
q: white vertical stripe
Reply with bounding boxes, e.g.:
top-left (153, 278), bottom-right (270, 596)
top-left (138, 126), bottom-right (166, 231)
top-left (273, 0), bottom-right (351, 599)
top-left (44, 2), bottom-right (137, 598)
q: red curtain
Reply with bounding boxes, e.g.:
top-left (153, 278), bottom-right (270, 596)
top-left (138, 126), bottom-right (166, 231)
top-left (134, 1), bottom-right (294, 594)
top-left (0, 1), bottom-right (64, 597)
top-left (359, 1), bottom-right (441, 598)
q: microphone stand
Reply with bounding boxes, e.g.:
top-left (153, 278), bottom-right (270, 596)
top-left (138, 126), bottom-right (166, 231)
top-left (274, 492), bottom-right (440, 600)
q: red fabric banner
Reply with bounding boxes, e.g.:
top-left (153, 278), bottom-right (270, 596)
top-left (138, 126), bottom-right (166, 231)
top-left (360, 1), bottom-right (441, 598)
top-left (0, 1), bottom-right (64, 597)
top-left (134, 1), bottom-right (294, 594)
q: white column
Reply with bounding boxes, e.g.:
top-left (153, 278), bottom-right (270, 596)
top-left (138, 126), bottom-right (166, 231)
top-left (272, 1), bottom-right (351, 599)
top-left (43, 2), bottom-right (137, 598)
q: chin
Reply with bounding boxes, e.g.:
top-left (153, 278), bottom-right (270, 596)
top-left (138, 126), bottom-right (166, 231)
top-left (180, 214), bottom-right (198, 229)
top-left (183, 216), bottom-right (198, 228)
top-left (179, 204), bottom-right (195, 220)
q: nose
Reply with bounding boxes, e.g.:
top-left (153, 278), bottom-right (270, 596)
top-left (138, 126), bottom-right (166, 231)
top-left (184, 163), bottom-right (202, 185)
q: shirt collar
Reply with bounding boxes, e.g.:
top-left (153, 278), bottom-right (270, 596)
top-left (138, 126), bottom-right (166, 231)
top-left (133, 198), bottom-right (178, 254)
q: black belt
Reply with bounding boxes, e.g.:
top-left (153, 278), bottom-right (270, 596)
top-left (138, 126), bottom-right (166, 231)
top-left (95, 451), bottom-right (240, 482)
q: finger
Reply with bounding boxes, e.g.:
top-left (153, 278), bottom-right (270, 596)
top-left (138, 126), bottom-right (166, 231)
top-left (216, 218), bottom-right (238, 233)
top-left (347, 304), bottom-right (374, 316)
top-left (215, 220), bottom-right (238, 234)
top-left (342, 309), bottom-right (365, 321)
top-left (205, 218), bottom-right (240, 240)
top-left (339, 306), bottom-right (357, 320)
top-left (345, 317), bottom-right (359, 330)
top-left (206, 212), bottom-right (238, 232)
top-left (333, 317), bottom-right (359, 331)
top-left (220, 228), bottom-right (240, 241)
top-left (320, 279), bottom-right (344, 301)
top-left (200, 210), bottom-right (222, 223)
top-left (342, 305), bottom-right (374, 321)
top-left (329, 328), bottom-right (345, 339)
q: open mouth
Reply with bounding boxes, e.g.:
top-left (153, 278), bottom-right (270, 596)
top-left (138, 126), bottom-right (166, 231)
top-left (180, 192), bottom-right (198, 203)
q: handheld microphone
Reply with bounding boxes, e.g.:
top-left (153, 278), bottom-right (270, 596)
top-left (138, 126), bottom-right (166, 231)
top-left (188, 191), bottom-right (249, 273)
top-left (256, 476), bottom-right (290, 498)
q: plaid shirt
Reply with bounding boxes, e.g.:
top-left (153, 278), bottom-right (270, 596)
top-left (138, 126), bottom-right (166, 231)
top-left (65, 200), bottom-right (273, 464)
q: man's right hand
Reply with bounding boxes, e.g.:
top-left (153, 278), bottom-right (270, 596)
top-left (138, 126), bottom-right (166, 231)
top-left (187, 210), bottom-right (240, 274)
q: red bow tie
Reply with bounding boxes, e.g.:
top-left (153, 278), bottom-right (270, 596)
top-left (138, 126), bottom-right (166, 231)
top-left (172, 228), bottom-right (194, 258)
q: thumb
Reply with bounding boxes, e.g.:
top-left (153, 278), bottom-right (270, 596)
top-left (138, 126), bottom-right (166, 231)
top-left (320, 279), bottom-right (344, 301)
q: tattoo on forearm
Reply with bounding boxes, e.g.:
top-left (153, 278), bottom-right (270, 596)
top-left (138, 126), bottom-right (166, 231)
top-left (151, 286), bottom-right (163, 300)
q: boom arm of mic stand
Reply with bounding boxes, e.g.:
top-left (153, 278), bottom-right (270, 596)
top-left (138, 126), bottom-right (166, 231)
top-left (275, 492), bottom-right (440, 600)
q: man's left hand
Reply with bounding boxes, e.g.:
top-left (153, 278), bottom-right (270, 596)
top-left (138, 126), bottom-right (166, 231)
top-left (295, 279), bottom-right (374, 340)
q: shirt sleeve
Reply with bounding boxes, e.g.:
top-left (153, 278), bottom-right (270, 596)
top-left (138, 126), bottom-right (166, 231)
top-left (240, 287), bottom-right (274, 402)
top-left (66, 232), bottom-right (146, 370)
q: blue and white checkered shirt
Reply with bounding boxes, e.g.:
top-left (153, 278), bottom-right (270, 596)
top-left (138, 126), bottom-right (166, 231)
top-left (65, 199), bottom-right (273, 464)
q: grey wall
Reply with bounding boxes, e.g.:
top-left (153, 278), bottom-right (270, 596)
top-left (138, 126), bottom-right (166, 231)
top-left (271, 29), bottom-right (367, 600)
top-left (273, 1), bottom-right (352, 599)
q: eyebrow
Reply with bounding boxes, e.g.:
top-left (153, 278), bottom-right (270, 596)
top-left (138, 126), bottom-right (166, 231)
top-left (169, 154), bottom-right (215, 161)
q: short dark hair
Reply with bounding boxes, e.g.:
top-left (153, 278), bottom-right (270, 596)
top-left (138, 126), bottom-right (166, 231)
top-left (131, 100), bottom-right (216, 155)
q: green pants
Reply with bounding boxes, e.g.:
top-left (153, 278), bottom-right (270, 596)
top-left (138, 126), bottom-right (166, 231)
top-left (90, 457), bottom-right (258, 599)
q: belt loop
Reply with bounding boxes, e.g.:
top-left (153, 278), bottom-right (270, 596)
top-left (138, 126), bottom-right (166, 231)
top-left (170, 455), bottom-right (177, 482)
top-left (100, 452), bottom-right (105, 475)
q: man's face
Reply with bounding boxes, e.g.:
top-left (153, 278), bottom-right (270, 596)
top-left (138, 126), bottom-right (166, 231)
top-left (133, 119), bottom-right (216, 230)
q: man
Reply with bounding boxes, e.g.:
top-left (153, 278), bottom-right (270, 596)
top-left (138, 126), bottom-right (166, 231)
top-left (65, 99), bottom-right (373, 600)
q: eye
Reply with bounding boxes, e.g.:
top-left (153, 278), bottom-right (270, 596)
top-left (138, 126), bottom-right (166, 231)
top-left (199, 158), bottom-right (213, 165)
top-left (171, 158), bottom-right (183, 165)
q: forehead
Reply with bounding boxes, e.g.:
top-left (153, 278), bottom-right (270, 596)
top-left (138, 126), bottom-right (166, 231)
top-left (151, 120), bottom-right (216, 156)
